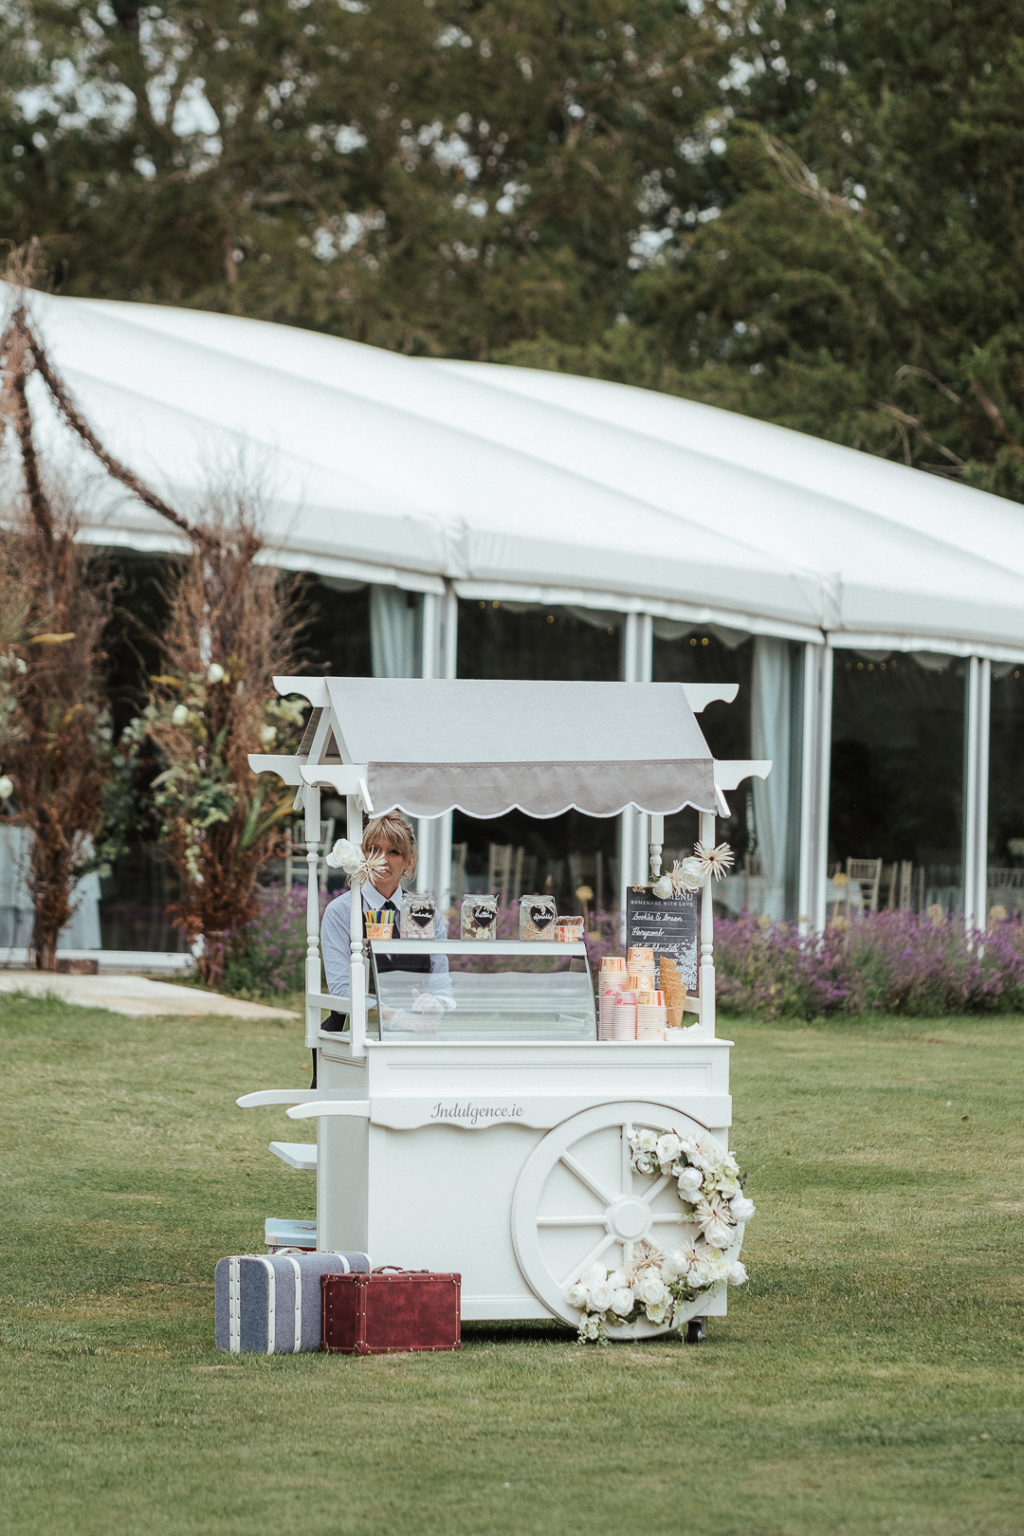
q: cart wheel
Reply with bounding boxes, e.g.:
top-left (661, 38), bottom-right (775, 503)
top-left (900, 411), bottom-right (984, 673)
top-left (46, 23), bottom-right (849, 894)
top-left (685, 1317), bottom-right (707, 1345)
top-left (511, 1101), bottom-right (722, 1339)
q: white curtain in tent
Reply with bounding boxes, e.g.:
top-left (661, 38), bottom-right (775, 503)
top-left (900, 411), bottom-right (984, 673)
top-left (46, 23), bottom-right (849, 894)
top-left (0, 826), bottom-right (101, 953)
top-left (751, 637), bottom-right (791, 920)
top-left (370, 585), bottom-right (419, 678)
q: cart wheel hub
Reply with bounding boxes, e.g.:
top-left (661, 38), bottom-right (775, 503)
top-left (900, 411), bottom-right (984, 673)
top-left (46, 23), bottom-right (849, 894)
top-left (607, 1198), bottom-right (651, 1241)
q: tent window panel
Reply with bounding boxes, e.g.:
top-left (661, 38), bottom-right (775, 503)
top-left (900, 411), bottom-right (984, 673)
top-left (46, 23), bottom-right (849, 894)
top-left (298, 577), bottom-right (372, 677)
top-left (654, 632), bottom-right (753, 913)
top-left (988, 666), bottom-right (1024, 918)
top-left (450, 807), bottom-right (619, 917)
top-left (453, 603), bottom-right (620, 905)
top-left (829, 652), bottom-right (965, 915)
top-left (456, 601), bottom-right (620, 682)
top-left (652, 631), bottom-right (752, 763)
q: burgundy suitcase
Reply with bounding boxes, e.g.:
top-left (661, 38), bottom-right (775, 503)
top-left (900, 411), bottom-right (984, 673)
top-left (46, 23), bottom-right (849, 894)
top-left (321, 1268), bottom-right (461, 1355)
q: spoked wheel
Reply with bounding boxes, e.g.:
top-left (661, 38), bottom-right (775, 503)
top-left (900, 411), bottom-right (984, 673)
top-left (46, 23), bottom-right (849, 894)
top-left (511, 1101), bottom-right (723, 1338)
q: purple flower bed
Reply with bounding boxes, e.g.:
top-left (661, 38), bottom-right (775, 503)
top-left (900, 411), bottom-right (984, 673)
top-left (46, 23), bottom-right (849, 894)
top-left (215, 890), bottom-right (1024, 1019)
top-left (713, 909), bottom-right (1024, 1019)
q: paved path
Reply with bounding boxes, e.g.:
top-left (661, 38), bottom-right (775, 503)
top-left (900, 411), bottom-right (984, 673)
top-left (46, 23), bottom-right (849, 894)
top-left (0, 969), bottom-right (298, 1020)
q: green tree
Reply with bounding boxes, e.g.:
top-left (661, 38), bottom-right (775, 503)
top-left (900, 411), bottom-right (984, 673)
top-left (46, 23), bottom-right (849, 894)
top-left (629, 1), bottom-right (1024, 496)
top-left (3, 2), bottom-right (728, 352)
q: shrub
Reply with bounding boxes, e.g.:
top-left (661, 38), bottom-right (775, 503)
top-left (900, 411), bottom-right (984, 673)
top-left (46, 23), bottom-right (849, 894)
top-left (209, 884), bottom-right (326, 998)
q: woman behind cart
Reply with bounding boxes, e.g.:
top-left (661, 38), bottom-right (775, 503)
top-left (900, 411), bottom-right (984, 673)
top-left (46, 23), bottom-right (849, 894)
top-left (314, 813), bottom-right (451, 1084)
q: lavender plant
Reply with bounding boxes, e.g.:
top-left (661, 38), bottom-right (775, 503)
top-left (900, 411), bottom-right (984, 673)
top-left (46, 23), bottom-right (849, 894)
top-left (714, 909), bottom-right (1024, 1020)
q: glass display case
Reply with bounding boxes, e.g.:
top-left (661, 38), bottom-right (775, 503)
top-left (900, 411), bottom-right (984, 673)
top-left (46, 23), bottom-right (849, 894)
top-left (367, 939), bottom-right (596, 1042)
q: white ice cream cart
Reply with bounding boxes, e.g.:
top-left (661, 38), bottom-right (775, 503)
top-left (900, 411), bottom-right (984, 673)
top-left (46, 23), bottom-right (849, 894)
top-left (244, 678), bottom-right (768, 1339)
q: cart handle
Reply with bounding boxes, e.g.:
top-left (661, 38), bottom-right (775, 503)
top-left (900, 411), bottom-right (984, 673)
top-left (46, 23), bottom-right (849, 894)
top-left (237, 1089), bottom-right (317, 1108)
top-left (287, 1100), bottom-right (371, 1120)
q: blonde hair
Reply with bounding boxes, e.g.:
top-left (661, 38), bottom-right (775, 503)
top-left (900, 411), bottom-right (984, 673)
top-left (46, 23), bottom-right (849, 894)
top-left (362, 813), bottom-right (418, 876)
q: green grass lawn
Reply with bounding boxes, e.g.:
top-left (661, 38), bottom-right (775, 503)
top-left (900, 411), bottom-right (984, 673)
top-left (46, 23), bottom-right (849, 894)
top-left (2, 995), bottom-right (1022, 1536)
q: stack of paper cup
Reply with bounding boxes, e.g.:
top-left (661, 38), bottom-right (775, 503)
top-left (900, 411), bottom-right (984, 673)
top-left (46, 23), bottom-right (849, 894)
top-left (600, 959), bottom-right (627, 981)
top-left (598, 989), bottom-right (618, 1040)
top-left (627, 946), bottom-right (657, 989)
top-left (612, 991), bottom-right (637, 1040)
top-left (636, 989), bottom-right (667, 1041)
top-left (598, 958), bottom-right (627, 1041)
top-left (598, 959), bottom-right (627, 1041)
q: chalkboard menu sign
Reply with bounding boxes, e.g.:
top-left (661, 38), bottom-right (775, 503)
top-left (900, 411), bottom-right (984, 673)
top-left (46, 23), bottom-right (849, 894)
top-left (625, 886), bottom-right (699, 991)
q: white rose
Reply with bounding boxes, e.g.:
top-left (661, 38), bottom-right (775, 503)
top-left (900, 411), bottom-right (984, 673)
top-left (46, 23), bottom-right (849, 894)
top-left (645, 1295), bottom-right (672, 1325)
top-left (694, 1247), bottom-right (731, 1287)
top-left (0, 774), bottom-right (13, 801)
top-left (661, 1249), bottom-right (688, 1281)
top-left (655, 1133), bottom-right (681, 1166)
top-left (727, 1261), bottom-right (748, 1287)
top-left (676, 1165), bottom-right (704, 1203)
top-left (206, 662), bottom-right (226, 684)
top-left (730, 1194), bottom-right (756, 1224)
top-left (651, 874), bottom-right (674, 898)
top-left (636, 1272), bottom-right (668, 1307)
top-left (566, 1281), bottom-right (590, 1308)
top-left (636, 1128), bottom-right (658, 1153)
top-left (705, 1217), bottom-right (736, 1250)
top-left (171, 704), bottom-right (189, 726)
top-left (260, 724), bottom-right (277, 745)
top-left (324, 837), bottom-right (363, 873)
top-left (689, 1136), bottom-right (721, 1173)
top-left (610, 1287), bottom-right (635, 1318)
top-left (607, 1268), bottom-right (630, 1290)
top-left (584, 1315), bottom-right (602, 1340)
top-left (583, 1262), bottom-right (608, 1290)
top-left (590, 1281), bottom-right (615, 1313)
top-left (675, 856), bottom-right (705, 892)
top-left (634, 1153), bottom-right (654, 1175)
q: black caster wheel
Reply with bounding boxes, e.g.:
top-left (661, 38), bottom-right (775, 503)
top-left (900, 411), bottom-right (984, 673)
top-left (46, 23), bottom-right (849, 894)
top-left (685, 1317), bottom-right (707, 1345)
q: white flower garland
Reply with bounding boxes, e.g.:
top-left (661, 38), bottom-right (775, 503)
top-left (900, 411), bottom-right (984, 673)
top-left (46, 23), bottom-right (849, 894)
top-left (568, 1127), bottom-right (754, 1343)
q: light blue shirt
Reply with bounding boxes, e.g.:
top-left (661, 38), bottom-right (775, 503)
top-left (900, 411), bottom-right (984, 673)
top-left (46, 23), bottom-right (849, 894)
top-left (320, 881), bottom-right (449, 1000)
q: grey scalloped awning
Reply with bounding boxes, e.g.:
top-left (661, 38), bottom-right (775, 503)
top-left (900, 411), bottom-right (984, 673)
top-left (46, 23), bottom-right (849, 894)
top-left (323, 678), bottom-right (716, 819)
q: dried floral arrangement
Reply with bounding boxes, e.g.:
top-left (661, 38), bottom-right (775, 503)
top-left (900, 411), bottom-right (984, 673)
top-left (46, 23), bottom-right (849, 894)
top-left (651, 839), bottom-right (734, 898)
top-left (2, 262), bottom-right (304, 974)
top-left (0, 270), bottom-right (120, 968)
top-left (113, 493), bottom-right (305, 979)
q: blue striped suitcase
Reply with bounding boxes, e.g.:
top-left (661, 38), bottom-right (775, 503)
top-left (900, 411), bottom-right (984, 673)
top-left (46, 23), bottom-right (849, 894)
top-left (215, 1251), bottom-right (371, 1353)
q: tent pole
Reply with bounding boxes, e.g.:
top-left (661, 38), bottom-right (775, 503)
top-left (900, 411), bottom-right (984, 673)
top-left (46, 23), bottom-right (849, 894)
top-left (811, 644), bottom-right (834, 935)
top-left (619, 613), bottom-right (653, 936)
top-left (963, 656), bottom-right (990, 929)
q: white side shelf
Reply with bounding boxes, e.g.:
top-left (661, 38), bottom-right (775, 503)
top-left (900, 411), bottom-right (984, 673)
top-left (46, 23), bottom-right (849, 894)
top-left (269, 1140), bottom-right (317, 1171)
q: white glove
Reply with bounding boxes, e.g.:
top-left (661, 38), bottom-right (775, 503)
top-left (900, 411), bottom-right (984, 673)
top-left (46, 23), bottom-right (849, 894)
top-left (412, 989), bottom-right (456, 1015)
top-left (388, 1008), bottom-right (439, 1035)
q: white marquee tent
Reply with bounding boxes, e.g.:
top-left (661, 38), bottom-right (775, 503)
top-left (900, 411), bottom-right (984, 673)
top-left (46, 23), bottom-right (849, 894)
top-left (7, 285), bottom-right (1024, 659)
top-left (3, 284), bottom-right (1023, 945)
